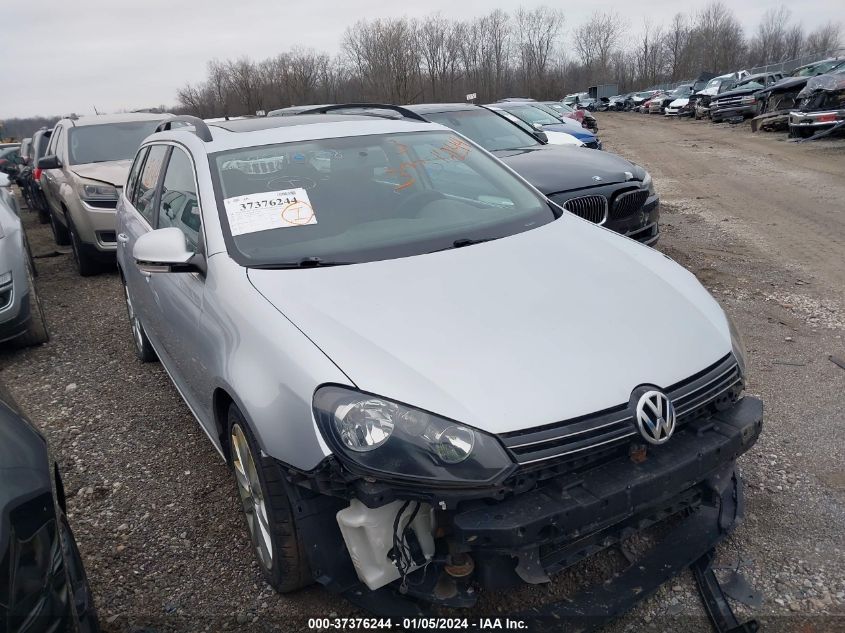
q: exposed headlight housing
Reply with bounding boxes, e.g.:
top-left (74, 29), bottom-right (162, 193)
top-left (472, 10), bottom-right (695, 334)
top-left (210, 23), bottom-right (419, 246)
top-left (740, 95), bottom-right (757, 105)
top-left (313, 386), bottom-right (514, 485)
top-left (642, 171), bottom-right (655, 195)
top-left (726, 313), bottom-right (748, 378)
top-left (77, 179), bottom-right (118, 201)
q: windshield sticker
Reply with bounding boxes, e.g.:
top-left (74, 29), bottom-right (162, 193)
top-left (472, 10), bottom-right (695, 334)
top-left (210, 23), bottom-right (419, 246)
top-left (223, 188), bottom-right (317, 236)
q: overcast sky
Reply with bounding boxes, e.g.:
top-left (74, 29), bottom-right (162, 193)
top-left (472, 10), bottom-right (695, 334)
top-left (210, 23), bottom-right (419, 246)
top-left (2, 0), bottom-right (843, 119)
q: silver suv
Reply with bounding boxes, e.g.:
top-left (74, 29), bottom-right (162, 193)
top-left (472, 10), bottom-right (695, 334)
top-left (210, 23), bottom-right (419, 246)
top-left (117, 114), bottom-right (761, 621)
top-left (38, 112), bottom-right (171, 275)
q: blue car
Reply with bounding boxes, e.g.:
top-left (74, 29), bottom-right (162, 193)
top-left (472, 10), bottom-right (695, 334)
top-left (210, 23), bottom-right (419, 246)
top-left (489, 102), bottom-right (602, 149)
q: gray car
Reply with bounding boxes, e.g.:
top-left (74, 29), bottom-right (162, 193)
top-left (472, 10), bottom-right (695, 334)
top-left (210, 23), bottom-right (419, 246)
top-left (0, 173), bottom-right (49, 347)
top-left (38, 112), bottom-right (172, 275)
top-left (116, 114), bottom-right (761, 619)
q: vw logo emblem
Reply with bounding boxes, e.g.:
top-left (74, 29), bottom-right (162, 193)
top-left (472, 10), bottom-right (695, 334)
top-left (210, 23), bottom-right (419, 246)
top-left (635, 390), bottom-right (676, 445)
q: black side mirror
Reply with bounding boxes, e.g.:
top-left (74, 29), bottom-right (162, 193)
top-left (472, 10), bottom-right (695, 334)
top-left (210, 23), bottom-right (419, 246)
top-left (38, 155), bottom-right (61, 170)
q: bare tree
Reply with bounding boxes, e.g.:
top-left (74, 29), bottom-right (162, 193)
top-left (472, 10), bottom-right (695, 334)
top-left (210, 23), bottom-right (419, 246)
top-left (664, 13), bottom-right (693, 81)
top-left (514, 6), bottom-right (564, 96)
top-left (748, 6), bottom-right (794, 65)
top-left (805, 22), bottom-right (842, 54)
top-left (574, 11), bottom-right (623, 81)
top-left (343, 18), bottom-right (422, 103)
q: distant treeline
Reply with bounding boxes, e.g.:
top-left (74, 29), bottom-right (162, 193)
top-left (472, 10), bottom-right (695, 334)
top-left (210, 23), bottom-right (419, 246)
top-left (175, 2), bottom-right (842, 118)
top-left (4, 2), bottom-right (841, 129)
top-left (1, 116), bottom-right (60, 141)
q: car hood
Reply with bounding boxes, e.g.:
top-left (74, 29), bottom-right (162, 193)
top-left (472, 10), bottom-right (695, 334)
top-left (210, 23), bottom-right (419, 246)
top-left (248, 217), bottom-right (731, 435)
top-left (542, 131), bottom-right (583, 146)
top-left (70, 159), bottom-right (131, 187)
top-left (492, 145), bottom-right (635, 193)
top-left (758, 76), bottom-right (809, 96)
top-left (669, 98), bottom-right (690, 107)
top-left (714, 86), bottom-right (761, 100)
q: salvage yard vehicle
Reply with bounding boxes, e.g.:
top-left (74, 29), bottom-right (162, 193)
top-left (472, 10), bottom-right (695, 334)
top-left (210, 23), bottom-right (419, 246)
top-left (25, 128), bottom-right (53, 224)
top-left (788, 72), bottom-right (845, 138)
top-left (754, 61), bottom-right (845, 132)
top-left (488, 102), bottom-right (601, 148)
top-left (0, 382), bottom-right (99, 632)
top-left (0, 173), bottom-right (49, 347)
top-left (540, 100), bottom-right (599, 132)
top-left (694, 72), bottom-right (747, 119)
top-left (116, 114), bottom-right (761, 625)
top-left (38, 112), bottom-right (172, 276)
top-left (0, 146), bottom-right (23, 177)
top-left (710, 72), bottom-right (783, 123)
top-left (386, 103), bottom-right (658, 244)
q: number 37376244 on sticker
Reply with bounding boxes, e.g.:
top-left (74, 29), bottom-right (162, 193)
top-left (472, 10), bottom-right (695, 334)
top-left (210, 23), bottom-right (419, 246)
top-left (223, 188), bottom-right (317, 237)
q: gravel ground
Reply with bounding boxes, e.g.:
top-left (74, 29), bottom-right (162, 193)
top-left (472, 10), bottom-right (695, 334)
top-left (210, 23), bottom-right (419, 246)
top-left (1, 115), bottom-right (844, 633)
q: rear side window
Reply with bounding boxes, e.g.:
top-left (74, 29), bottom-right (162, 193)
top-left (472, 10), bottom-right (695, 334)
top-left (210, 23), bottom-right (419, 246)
top-left (126, 147), bottom-right (149, 205)
top-left (134, 145), bottom-right (169, 226)
top-left (157, 148), bottom-right (200, 250)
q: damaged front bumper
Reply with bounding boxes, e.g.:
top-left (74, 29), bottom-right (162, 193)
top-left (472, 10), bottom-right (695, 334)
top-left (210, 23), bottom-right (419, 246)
top-left (292, 395), bottom-right (762, 623)
top-left (789, 109), bottom-right (845, 134)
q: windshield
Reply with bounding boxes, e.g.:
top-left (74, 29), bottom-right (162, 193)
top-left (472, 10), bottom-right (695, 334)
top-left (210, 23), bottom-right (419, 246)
top-left (424, 109), bottom-right (540, 151)
top-left (797, 60), bottom-right (844, 76)
top-left (500, 105), bottom-right (559, 126)
top-left (67, 120), bottom-right (163, 165)
top-left (212, 131), bottom-right (556, 267)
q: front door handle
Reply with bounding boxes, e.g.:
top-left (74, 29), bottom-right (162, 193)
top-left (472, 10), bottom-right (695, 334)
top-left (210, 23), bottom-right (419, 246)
top-left (117, 233), bottom-right (129, 244)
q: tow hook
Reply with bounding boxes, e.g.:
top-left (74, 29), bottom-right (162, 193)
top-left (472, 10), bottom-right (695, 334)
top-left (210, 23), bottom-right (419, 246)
top-left (692, 549), bottom-right (760, 633)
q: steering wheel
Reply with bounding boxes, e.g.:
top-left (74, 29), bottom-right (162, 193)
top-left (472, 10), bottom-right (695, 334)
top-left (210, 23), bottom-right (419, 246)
top-left (394, 190), bottom-right (446, 217)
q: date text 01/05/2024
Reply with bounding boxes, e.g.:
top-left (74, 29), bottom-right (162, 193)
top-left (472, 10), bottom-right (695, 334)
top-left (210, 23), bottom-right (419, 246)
top-left (306, 617), bottom-right (528, 630)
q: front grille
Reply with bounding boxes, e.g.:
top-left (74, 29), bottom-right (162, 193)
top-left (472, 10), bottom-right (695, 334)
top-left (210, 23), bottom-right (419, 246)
top-left (561, 195), bottom-right (607, 223)
top-left (714, 95), bottom-right (743, 108)
top-left (500, 353), bottom-right (742, 467)
top-left (609, 189), bottom-right (648, 220)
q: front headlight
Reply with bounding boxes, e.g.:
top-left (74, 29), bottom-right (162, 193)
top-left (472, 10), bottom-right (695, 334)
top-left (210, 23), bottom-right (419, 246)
top-left (77, 179), bottom-right (118, 201)
top-left (726, 313), bottom-right (748, 378)
top-left (313, 386), bottom-right (514, 485)
top-left (642, 171), bottom-right (655, 195)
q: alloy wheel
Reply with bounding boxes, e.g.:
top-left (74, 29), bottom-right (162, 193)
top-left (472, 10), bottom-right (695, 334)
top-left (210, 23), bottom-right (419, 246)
top-left (231, 424), bottom-right (274, 569)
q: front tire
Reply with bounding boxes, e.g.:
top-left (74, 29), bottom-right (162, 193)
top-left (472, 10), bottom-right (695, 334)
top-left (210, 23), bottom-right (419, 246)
top-left (16, 255), bottom-right (49, 348)
top-left (60, 515), bottom-right (100, 633)
top-left (50, 209), bottom-right (71, 245)
top-left (68, 218), bottom-right (99, 277)
top-left (228, 406), bottom-right (312, 593)
top-left (121, 276), bottom-right (156, 362)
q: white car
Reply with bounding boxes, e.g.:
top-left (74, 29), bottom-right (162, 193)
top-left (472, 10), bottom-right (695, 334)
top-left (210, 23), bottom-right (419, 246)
top-left (541, 129), bottom-right (584, 146)
top-left (116, 113), bottom-right (762, 619)
top-left (665, 98), bottom-right (689, 116)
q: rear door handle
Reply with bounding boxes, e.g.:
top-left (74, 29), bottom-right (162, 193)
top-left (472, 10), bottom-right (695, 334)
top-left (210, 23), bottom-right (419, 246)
top-left (117, 233), bottom-right (129, 244)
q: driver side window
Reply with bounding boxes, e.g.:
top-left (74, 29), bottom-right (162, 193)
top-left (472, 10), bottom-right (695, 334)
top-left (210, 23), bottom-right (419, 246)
top-left (157, 147), bottom-right (200, 250)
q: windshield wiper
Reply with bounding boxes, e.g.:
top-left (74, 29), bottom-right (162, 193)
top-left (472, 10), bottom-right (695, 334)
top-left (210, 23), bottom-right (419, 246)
top-left (249, 257), bottom-right (355, 269)
top-left (430, 237), bottom-right (499, 253)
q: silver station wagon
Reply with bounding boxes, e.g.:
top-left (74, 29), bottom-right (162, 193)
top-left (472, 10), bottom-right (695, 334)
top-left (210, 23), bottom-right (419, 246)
top-left (116, 114), bottom-right (762, 623)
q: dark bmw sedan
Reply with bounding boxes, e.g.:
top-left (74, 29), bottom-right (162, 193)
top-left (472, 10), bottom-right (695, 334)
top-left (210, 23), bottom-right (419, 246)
top-left (0, 383), bottom-right (99, 633)
top-left (298, 103), bottom-right (660, 245)
top-left (405, 103), bottom-right (660, 245)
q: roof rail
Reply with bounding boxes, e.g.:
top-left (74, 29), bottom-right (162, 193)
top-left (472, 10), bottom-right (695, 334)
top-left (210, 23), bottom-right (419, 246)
top-left (297, 103), bottom-right (429, 122)
top-left (154, 116), bottom-right (213, 142)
